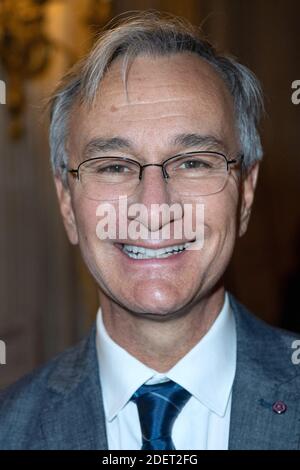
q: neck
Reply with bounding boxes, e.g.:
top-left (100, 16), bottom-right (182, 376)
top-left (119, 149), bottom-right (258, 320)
top-left (99, 287), bottom-right (225, 373)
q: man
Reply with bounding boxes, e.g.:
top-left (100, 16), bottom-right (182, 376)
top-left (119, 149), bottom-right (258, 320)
top-left (0, 12), bottom-right (299, 450)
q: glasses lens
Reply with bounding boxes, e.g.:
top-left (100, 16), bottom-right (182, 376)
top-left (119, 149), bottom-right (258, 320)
top-left (79, 158), bottom-right (140, 200)
top-left (165, 152), bottom-right (228, 196)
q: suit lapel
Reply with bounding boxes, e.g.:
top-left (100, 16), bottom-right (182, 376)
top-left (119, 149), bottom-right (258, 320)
top-left (229, 295), bottom-right (300, 449)
top-left (40, 326), bottom-right (108, 450)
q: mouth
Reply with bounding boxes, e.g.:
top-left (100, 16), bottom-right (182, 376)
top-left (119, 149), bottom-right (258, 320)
top-left (119, 241), bottom-right (194, 260)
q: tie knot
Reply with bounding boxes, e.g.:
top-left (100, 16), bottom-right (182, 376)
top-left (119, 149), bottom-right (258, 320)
top-left (131, 380), bottom-right (191, 450)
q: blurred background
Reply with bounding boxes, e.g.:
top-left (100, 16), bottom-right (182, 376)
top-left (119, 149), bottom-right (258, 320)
top-left (0, 0), bottom-right (299, 388)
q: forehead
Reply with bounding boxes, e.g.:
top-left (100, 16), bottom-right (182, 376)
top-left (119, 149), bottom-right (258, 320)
top-left (68, 53), bottom-right (237, 155)
top-left (98, 52), bottom-right (231, 102)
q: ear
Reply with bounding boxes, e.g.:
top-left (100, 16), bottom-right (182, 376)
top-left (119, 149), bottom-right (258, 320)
top-left (54, 176), bottom-right (79, 245)
top-left (238, 162), bottom-right (260, 237)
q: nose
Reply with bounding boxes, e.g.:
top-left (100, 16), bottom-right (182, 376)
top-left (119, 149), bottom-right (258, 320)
top-left (128, 165), bottom-right (181, 233)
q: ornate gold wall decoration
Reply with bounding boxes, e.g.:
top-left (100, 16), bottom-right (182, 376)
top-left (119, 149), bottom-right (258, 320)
top-left (0, 0), bottom-right (113, 139)
top-left (0, 0), bottom-right (55, 138)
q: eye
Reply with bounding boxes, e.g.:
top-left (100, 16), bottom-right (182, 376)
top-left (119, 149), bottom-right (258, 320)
top-left (179, 158), bottom-right (212, 170)
top-left (85, 159), bottom-right (136, 175)
top-left (96, 163), bottom-right (131, 174)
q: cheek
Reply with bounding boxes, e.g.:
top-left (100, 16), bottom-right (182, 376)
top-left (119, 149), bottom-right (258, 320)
top-left (74, 200), bottom-right (103, 248)
top-left (203, 188), bottom-right (239, 252)
top-left (73, 202), bottom-right (116, 285)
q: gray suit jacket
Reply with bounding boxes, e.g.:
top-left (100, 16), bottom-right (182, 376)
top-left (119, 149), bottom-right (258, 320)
top-left (0, 295), bottom-right (300, 450)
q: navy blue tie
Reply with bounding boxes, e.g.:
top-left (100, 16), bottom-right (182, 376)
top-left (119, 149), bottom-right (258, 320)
top-left (131, 380), bottom-right (191, 450)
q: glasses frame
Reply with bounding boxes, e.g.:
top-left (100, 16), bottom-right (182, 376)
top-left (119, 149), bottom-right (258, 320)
top-left (65, 150), bottom-right (244, 183)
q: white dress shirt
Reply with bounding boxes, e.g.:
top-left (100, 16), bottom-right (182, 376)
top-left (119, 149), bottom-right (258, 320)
top-left (95, 292), bottom-right (236, 450)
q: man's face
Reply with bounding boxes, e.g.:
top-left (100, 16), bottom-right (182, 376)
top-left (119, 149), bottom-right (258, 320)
top-left (56, 53), bottom-right (258, 317)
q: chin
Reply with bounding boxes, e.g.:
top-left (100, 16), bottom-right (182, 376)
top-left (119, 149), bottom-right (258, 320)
top-left (129, 304), bottom-right (183, 320)
top-left (122, 286), bottom-right (190, 318)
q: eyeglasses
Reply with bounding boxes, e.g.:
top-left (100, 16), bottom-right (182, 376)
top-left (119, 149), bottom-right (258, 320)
top-left (64, 151), bottom-right (244, 201)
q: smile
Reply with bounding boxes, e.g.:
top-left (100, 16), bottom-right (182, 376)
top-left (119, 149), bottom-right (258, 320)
top-left (121, 242), bottom-right (192, 259)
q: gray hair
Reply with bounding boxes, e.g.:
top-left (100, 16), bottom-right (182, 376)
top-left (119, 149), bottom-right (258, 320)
top-left (49, 11), bottom-right (264, 183)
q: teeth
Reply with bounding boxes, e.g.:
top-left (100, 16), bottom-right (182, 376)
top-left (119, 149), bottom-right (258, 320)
top-left (122, 242), bottom-right (190, 259)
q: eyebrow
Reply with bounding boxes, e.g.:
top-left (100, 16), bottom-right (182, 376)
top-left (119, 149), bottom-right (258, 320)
top-left (83, 133), bottom-right (226, 160)
top-left (171, 133), bottom-right (226, 151)
top-left (83, 137), bottom-right (132, 159)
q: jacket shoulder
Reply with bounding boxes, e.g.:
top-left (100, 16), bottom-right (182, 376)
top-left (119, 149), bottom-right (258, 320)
top-left (0, 330), bottom-right (95, 449)
top-left (231, 294), bottom-right (300, 343)
top-left (230, 293), bottom-right (300, 384)
top-left (229, 295), bottom-right (300, 449)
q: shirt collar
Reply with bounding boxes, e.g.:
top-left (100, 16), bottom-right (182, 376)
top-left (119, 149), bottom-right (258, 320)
top-left (96, 292), bottom-right (236, 421)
